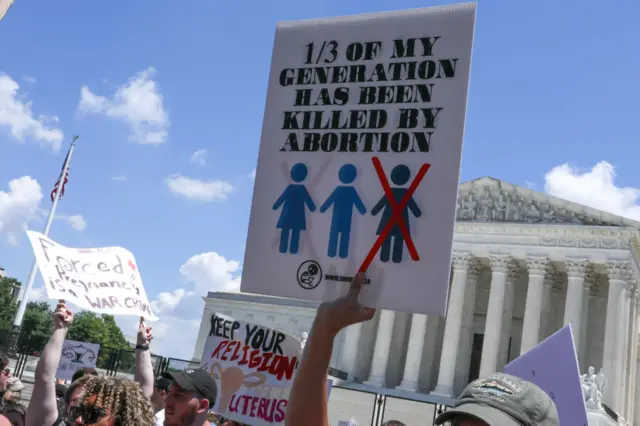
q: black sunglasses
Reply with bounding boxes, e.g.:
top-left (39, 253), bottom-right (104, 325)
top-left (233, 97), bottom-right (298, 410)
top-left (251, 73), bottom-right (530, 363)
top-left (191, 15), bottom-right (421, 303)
top-left (68, 404), bottom-right (108, 424)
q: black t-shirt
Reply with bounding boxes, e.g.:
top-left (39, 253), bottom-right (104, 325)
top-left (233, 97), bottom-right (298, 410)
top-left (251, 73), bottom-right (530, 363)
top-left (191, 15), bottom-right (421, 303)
top-left (2, 403), bottom-right (25, 426)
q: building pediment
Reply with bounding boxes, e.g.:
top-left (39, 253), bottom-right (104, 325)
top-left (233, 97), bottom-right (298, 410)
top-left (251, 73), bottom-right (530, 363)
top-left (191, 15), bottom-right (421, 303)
top-left (456, 177), bottom-right (640, 227)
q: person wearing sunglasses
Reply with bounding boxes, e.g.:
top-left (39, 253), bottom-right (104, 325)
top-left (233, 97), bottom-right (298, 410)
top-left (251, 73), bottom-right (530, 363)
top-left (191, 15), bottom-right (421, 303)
top-left (64, 375), bottom-right (154, 425)
top-left (25, 303), bottom-right (156, 426)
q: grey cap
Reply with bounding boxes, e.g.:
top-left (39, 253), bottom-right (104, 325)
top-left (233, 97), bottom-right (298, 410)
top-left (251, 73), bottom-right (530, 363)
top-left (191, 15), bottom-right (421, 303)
top-left (434, 373), bottom-right (559, 426)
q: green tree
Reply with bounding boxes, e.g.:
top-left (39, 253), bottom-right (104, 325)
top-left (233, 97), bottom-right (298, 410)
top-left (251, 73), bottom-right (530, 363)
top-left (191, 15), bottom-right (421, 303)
top-left (0, 276), bottom-right (20, 330)
top-left (67, 312), bottom-right (132, 370)
top-left (18, 302), bottom-right (53, 351)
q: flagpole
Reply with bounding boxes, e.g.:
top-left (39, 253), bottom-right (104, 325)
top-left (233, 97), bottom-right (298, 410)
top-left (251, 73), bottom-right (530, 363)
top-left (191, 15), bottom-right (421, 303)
top-left (11, 136), bottom-right (79, 336)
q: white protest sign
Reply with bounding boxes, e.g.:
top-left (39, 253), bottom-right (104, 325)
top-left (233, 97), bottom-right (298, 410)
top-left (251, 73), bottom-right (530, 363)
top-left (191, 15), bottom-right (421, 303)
top-left (201, 313), bottom-right (302, 425)
top-left (56, 339), bottom-right (100, 381)
top-left (26, 231), bottom-right (157, 320)
top-left (242, 3), bottom-right (476, 315)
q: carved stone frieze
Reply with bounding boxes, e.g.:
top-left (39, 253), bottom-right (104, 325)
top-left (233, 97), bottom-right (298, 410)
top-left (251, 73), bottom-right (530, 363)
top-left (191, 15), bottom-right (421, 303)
top-left (549, 270), bottom-right (566, 294)
top-left (583, 268), bottom-right (597, 294)
top-left (452, 252), bottom-right (472, 271)
top-left (526, 256), bottom-right (550, 277)
top-left (456, 183), bottom-right (618, 226)
top-left (467, 259), bottom-right (483, 281)
top-left (565, 258), bottom-right (589, 278)
top-left (539, 236), bottom-right (631, 250)
top-left (606, 261), bottom-right (632, 282)
top-left (506, 266), bottom-right (521, 285)
top-left (489, 254), bottom-right (513, 273)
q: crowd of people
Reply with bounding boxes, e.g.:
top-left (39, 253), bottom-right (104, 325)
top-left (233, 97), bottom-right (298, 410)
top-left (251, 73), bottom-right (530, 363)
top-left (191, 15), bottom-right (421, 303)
top-left (0, 274), bottom-right (560, 426)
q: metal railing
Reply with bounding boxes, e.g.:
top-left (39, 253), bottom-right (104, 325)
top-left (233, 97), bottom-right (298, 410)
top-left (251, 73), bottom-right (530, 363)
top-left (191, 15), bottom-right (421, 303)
top-left (328, 383), bottom-right (453, 426)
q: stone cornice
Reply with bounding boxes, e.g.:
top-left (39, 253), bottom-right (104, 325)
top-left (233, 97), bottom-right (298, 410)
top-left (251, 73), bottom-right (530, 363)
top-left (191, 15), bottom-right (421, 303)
top-left (455, 222), bottom-right (634, 249)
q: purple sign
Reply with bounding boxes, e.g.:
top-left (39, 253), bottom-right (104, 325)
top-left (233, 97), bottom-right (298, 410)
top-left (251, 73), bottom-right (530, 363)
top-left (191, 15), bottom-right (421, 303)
top-left (504, 324), bottom-right (588, 426)
top-left (328, 378), bottom-right (334, 398)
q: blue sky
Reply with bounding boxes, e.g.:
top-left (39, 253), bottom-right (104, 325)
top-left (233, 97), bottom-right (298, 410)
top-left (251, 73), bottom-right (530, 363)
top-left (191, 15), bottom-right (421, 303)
top-left (1, 0), bottom-right (639, 359)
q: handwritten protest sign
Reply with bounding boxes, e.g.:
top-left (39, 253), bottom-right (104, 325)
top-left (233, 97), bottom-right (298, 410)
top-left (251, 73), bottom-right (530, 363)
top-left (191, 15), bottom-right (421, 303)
top-left (242, 3), bottom-right (477, 315)
top-left (504, 324), bottom-right (588, 426)
top-left (26, 231), bottom-right (157, 320)
top-left (56, 339), bottom-right (100, 381)
top-left (201, 313), bottom-right (302, 425)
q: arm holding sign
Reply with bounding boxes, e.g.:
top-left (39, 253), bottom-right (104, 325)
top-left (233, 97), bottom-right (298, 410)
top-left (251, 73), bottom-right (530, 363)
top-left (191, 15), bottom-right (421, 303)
top-left (286, 273), bottom-right (375, 426)
top-left (134, 319), bottom-right (154, 399)
top-left (26, 303), bottom-right (73, 426)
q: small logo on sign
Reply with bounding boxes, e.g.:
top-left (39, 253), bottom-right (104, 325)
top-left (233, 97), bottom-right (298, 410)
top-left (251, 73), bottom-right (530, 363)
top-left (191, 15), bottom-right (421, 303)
top-left (297, 260), bottom-right (322, 290)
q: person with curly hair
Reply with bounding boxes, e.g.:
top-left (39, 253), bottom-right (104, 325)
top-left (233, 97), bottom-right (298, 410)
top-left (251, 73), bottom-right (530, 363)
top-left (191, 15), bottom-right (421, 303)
top-left (65, 375), bottom-right (155, 426)
top-left (25, 302), bottom-right (156, 426)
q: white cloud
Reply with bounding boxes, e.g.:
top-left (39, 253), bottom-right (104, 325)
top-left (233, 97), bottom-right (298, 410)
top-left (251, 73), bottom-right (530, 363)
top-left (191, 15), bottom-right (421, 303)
top-left (22, 76), bottom-right (36, 84)
top-left (544, 161), bottom-right (640, 220)
top-left (190, 149), bottom-right (208, 166)
top-left (179, 252), bottom-right (242, 294)
top-left (165, 174), bottom-right (233, 202)
top-left (0, 176), bottom-right (42, 244)
top-left (0, 74), bottom-right (64, 151)
top-left (249, 169), bottom-right (256, 179)
top-left (151, 288), bottom-right (194, 314)
top-left (57, 214), bottom-right (87, 231)
top-left (120, 251), bottom-right (241, 359)
top-left (111, 175), bottom-right (127, 182)
top-left (77, 67), bottom-right (169, 144)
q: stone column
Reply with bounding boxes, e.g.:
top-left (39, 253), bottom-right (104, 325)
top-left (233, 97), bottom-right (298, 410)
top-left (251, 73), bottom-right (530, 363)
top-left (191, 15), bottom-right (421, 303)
top-left (618, 283), bottom-right (632, 416)
top-left (433, 253), bottom-right (476, 396)
top-left (454, 263), bottom-right (482, 393)
top-left (602, 261), bottom-right (630, 409)
top-left (479, 254), bottom-right (514, 378)
top-left (625, 284), bottom-right (638, 422)
top-left (579, 271), bottom-right (595, 369)
top-left (365, 310), bottom-right (395, 387)
top-left (520, 257), bottom-right (550, 355)
top-left (192, 308), bottom-right (214, 361)
top-left (498, 267), bottom-right (520, 369)
top-left (563, 259), bottom-right (589, 352)
top-left (338, 323), bottom-right (363, 378)
top-left (538, 274), bottom-right (554, 341)
top-left (397, 313), bottom-right (429, 391)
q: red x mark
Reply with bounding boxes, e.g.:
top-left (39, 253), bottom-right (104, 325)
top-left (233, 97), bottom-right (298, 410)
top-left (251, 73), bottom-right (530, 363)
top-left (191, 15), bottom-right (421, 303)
top-left (128, 260), bottom-right (137, 271)
top-left (358, 157), bottom-right (431, 273)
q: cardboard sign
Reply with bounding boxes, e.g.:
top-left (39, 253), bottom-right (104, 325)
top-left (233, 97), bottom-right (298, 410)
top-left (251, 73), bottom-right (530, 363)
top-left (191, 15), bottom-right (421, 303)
top-left (242, 3), bottom-right (476, 315)
top-left (504, 324), bottom-right (588, 426)
top-left (26, 231), bottom-right (157, 320)
top-left (201, 313), bottom-right (302, 425)
top-left (56, 339), bottom-right (100, 381)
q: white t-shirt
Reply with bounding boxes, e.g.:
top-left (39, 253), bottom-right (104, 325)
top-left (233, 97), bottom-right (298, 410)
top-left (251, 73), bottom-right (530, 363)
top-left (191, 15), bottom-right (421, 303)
top-left (154, 409), bottom-right (165, 426)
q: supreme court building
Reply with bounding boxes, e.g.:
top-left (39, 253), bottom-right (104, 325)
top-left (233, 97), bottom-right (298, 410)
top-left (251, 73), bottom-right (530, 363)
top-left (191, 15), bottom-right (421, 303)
top-left (193, 177), bottom-right (640, 425)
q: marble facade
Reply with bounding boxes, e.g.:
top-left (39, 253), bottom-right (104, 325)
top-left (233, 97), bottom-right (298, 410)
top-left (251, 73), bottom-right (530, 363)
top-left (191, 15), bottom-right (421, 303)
top-left (193, 177), bottom-right (640, 425)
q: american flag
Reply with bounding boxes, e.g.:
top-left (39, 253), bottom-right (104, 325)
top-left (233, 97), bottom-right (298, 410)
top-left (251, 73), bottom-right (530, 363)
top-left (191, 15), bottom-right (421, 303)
top-left (50, 138), bottom-right (76, 202)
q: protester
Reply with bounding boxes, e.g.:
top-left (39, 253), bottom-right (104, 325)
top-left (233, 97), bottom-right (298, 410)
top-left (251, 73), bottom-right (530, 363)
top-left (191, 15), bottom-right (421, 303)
top-left (0, 353), bottom-right (8, 394)
top-left (150, 376), bottom-right (170, 426)
top-left (0, 377), bottom-right (26, 425)
top-left (286, 273), bottom-right (374, 426)
top-left (286, 273), bottom-right (560, 426)
top-left (71, 368), bottom-right (98, 384)
top-left (433, 373), bottom-right (559, 426)
top-left (161, 369), bottom-right (218, 426)
top-left (25, 302), bottom-right (155, 426)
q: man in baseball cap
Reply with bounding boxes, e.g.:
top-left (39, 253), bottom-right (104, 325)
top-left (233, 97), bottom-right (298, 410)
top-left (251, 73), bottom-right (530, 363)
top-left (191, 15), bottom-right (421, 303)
top-left (434, 373), bottom-right (559, 426)
top-left (162, 369), bottom-right (218, 426)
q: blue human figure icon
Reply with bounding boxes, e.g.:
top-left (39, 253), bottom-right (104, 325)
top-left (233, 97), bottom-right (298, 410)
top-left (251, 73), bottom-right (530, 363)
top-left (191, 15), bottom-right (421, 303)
top-left (371, 164), bottom-right (422, 264)
top-left (319, 164), bottom-right (367, 259)
top-left (272, 163), bottom-right (316, 254)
